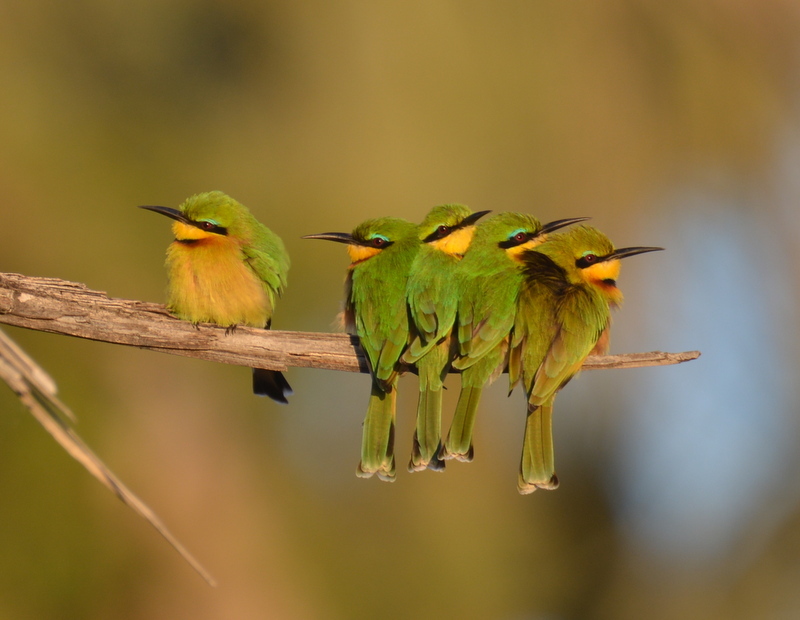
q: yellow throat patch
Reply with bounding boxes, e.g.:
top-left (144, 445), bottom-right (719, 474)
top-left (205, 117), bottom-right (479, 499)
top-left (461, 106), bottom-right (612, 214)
top-left (347, 244), bottom-right (382, 265)
top-left (581, 259), bottom-right (621, 284)
top-left (581, 259), bottom-right (624, 305)
top-left (429, 226), bottom-right (476, 258)
top-left (172, 220), bottom-right (214, 242)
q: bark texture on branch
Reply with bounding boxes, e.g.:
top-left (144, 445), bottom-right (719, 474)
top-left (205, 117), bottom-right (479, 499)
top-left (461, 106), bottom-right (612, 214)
top-left (0, 272), bottom-right (700, 371)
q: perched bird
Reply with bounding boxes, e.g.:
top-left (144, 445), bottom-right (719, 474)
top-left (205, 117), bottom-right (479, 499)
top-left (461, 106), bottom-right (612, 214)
top-left (442, 213), bottom-right (587, 462)
top-left (304, 218), bottom-right (419, 481)
top-left (140, 191), bottom-right (292, 403)
top-left (402, 205), bottom-right (490, 472)
top-left (510, 225), bottom-right (663, 493)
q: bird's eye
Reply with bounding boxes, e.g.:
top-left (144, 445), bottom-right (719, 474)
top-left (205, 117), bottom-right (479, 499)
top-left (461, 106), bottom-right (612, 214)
top-left (576, 253), bottom-right (599, 268)
top-left (513, 232), bottom-right (528, 243)
top-left (437, 225), bottom-right (451, 235)
top-left (200, 221), bottom-right (215, 231)
top-left (371, 237), bottom-right (387, 248)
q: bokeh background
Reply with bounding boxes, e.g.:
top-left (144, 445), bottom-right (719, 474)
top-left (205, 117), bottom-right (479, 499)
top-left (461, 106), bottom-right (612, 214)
top-left (1, 2), bottom-right (799, 618)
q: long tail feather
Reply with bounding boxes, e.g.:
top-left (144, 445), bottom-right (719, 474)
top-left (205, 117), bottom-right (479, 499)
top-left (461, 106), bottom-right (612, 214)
top-left (252, 368), bottom-right (293, 404)
top-left (440, 385), bottom-right (482, 462)
top-left (356, 382), bottom-right (397, 481)
top-left (518, 403), bottom-right (559, 494)
top-left (408, 387), bottom-right (445, 472)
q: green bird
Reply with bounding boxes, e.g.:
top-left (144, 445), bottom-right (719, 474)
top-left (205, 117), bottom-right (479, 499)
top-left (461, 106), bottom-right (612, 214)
top-left (304, 217), bottom-right (419, 481)
top-left (442, 213), bottom-right (587, 462)
top-left (510, 225), bottom-right (662, 493)
top-left (402, 204), bottom-right (490, 473)
top-left (140, 191), bottom-right (292, 403)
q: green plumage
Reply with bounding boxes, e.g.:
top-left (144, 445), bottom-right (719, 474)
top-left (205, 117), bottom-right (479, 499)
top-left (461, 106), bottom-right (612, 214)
top-left (403, 204), bottom-right (486, 472)
top-left (347, 218), bottom-right (419, 480)
top-left (513, 225), bottom-right (662, 493)
top-left (442, 212), bottom-right (547, 462)
top-left (306, 217), bottom-right (419, 481)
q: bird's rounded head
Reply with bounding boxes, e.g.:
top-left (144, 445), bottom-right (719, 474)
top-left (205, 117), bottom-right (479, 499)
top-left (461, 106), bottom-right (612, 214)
top-left (538, 225), bottom-right (663, 304)
top-left (417, 204), bottom-right (490, 257)
top-left (177, 191), bottom-right (252, 238)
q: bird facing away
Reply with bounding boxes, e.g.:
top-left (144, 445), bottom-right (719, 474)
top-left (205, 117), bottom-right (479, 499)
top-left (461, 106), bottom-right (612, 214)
top-left (304, 217), bottom-right (419, 482)
top-left (402, 204), bottom-right (490, 473)
top-left (140, 191), bottom-right (292, 403)
top-left (510, 225), bottom-right (663, 494)
top-left (442, 213), bottom-right (588, 463)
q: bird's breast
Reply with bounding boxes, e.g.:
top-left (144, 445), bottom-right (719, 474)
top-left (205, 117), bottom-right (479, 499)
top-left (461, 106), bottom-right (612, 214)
top-left (165, 237), bottom-right (272, 327)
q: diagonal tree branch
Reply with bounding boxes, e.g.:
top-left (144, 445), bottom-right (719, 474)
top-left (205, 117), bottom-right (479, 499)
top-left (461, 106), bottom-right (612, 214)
top-left (0, 327), bottom-right (215, 586)
top-left (0, 272), bottom-right (701, 371)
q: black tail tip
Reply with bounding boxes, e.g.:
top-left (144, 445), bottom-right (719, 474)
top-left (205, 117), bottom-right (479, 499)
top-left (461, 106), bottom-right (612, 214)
top-left (252, 368), bottom-right (293, 404)
top-left (426, 453), bottom-right (447, 472)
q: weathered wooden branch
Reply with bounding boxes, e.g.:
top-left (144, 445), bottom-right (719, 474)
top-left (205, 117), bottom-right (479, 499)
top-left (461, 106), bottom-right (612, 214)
top-left (0, 271), bottom-right (699, 585)
top-left (0, 272), bottom-right (701, 371)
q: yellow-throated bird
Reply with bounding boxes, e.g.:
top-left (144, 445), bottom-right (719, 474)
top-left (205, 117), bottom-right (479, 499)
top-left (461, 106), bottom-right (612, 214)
top-left (140, 191), bottom-right (292, 403)
top-left (510, 225), bottom-right (662, 493)
top-left (304, 218), bottom-right (419, 481)
top-left (402, 205), bottom-right (490, 472)
top-left (442, 213), bottom-right (588, 462)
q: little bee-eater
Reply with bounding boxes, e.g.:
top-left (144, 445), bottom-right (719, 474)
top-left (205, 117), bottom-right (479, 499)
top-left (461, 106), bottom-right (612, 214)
top-left (304, 218), bottom-right (419, 481)
top-left (511, 225), bottom-right (662, 493)
top-left (140, 191), bottom-right (292, 403)
top-left (442, 213), bottom-right (588, 462)
top-left (402, 205), bottom-right (490, 472)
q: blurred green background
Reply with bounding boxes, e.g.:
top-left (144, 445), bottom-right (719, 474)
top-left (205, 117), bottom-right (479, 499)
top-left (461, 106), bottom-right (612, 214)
top-left (2, 1), bottom-right (800, 618)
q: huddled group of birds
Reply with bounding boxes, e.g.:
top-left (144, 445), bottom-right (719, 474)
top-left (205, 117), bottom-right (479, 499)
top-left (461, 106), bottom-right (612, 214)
top-left (141, 191), bottom-right (662, 494)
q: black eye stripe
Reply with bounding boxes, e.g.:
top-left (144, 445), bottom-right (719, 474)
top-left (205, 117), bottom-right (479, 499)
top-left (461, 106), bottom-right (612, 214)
top-left (576, 254), bottom-right (603, 269)
top-left (423, 224), bottom-right (456, 243)
top-left (366, 237), bottom-right (394, 248)
top-left (192, 220), bottom-right (228, 235)
top-left (498, 231), bottom-right (532, 249)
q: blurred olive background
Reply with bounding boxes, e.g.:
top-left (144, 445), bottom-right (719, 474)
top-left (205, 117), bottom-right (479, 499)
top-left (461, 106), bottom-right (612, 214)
top-left (1, 1), bottom-right (800, 618)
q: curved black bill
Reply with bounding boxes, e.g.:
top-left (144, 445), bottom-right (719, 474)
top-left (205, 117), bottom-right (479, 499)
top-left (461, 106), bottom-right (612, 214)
top-left (459, 210), bottom-right (491, 227)
top-left (302, 232), bottom-right (355, 244)
top-left (539, 217), bottom-right (590, 235)
top-left (138, 205), bottom-right (191, 224)
top-left (608, 246), bottom-right (664, 261)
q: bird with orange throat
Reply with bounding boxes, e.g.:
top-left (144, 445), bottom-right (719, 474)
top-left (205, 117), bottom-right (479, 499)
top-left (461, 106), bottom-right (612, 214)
top-left (140, 191), bottom-right (292, 403)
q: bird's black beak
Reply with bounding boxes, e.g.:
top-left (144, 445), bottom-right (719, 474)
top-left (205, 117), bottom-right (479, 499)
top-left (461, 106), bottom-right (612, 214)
top-left (605, 246), bottom-right (664, 261)
top-left (302, 232), bottom-right (356, 244)
top-left (139, 205), bottom-right (191, 224)
top-left (539, 217), bottom-right (590, 235)
top-left (459, 210), bottom-right (491, 228)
